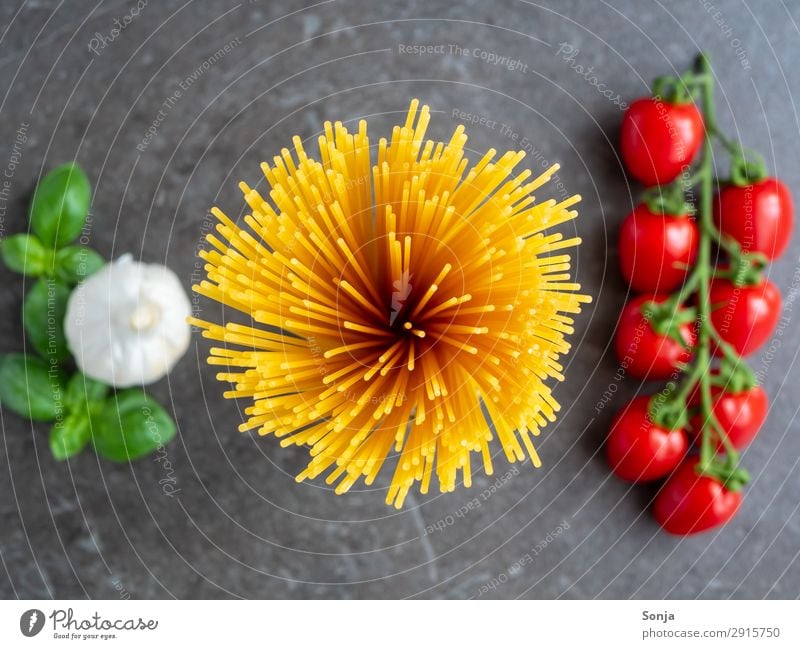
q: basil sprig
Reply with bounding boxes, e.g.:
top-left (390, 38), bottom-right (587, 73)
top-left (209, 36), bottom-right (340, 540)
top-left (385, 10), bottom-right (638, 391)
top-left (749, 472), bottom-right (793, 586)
top-left (0, 162), bottom-right (179, 463)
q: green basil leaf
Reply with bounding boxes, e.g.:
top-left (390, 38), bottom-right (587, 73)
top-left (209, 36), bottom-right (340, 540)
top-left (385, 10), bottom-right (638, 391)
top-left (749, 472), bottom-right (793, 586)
top-left (29, 162), bottom-right (91, 247)
top-left (50, 409), bottom-right (91, 460)
top-left (0, 353), bottom-right (65, 421)
top-left (92, 389), bottom-right (176, 462)
top-left (23, 278), bottom-right (72, 361)
top-left (64, 372), bottom-right (109, 412)
top-left (55, 246), bottom-right (104, 284)
top-left (1, 234), bottom-right (51, 276)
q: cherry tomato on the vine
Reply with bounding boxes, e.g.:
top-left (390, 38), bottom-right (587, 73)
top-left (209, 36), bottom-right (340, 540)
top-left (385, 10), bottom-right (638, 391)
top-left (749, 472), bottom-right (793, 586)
top-left (619, 205), bottom-right (699, 293)
top-left (606, 396), bottom-right (688, 482)
top-left (652, 459), bottom-right (742, 535)
top-left (709, 277), bottom-right (781, 357)
top-left (689, 379), bottom-right (768, 451)
top-left (620, 97), bottom-right (704, 186)
top-left (714, 178), bottom-right (794, 261)
top-left (614, 295), bottom-right (696, 380)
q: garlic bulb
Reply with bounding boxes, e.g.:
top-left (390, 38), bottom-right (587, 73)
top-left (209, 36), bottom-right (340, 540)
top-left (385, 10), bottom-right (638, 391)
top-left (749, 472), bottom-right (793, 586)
top-left (65, 254), bottom-right (191, 387)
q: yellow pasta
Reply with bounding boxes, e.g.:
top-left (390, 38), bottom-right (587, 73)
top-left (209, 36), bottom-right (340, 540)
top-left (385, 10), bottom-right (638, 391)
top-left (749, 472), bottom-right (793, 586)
top-left (190, 100), bottom-right (591, 507)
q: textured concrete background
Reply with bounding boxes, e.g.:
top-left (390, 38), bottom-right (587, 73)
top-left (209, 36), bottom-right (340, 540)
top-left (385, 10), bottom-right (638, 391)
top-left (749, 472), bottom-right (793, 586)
top-left (1, 0), bottom-right (799, 599)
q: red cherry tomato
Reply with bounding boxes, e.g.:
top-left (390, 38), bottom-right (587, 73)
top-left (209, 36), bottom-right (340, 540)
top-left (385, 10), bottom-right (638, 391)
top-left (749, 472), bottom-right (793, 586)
top-left (688, 380), bottom-right (768, 451)
top-left (714, 178), bottom-right (794, 260)
top-left (619, 205), bottom-right (699, 293)
top-left (709, 277), bottom-right (781, 356)
top-left (606, 396), bottom-right (688, 482)
top-left (614, 295), bottom-right (696, 380)
top-left (620, 97), bottom-right (704, 186)
top-left (653, 459), bottom-right (742, 535)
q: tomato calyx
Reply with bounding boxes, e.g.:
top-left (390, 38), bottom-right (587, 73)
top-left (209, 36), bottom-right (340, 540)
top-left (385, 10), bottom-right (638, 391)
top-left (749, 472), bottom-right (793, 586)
top-left (695, 454), bottom-right (750, 492)
top-left (712, 241), bottom-right (769, 288)
top-left (648, 385), bottom-right (689, 431)
top-left (729, 251), bottom-right (768, 287)
top-left (640, 297), bottom-right (696, 348)
top-left (642, 182), bottom-right (694, 217)
top-left (651, 74), bottom-right (696, 106)
top-left (729, 146), bottom-right (769, 187)
top-left (714, 357), bottom-right (758, 394)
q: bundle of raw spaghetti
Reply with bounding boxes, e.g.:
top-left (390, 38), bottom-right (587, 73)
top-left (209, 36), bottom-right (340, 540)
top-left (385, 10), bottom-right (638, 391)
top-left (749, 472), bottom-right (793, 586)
top-left (190, 100), bottom-right (590, 507)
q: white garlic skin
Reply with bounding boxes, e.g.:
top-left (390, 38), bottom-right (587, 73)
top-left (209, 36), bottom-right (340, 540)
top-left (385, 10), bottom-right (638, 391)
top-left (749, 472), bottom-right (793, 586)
top-left (65, 254), bottom-right (191, 388)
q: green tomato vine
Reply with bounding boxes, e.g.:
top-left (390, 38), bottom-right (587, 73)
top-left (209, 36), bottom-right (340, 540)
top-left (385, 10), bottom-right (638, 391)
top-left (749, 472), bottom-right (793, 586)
top-left (646, 53), bottom-right (769, 491)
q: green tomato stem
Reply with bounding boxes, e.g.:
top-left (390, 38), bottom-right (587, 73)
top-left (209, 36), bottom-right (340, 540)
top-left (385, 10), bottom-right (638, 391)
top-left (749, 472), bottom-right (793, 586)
top-left (693, 53), bottom-right (743, 477)
top-left (645, 54), bottom-right (746, 484)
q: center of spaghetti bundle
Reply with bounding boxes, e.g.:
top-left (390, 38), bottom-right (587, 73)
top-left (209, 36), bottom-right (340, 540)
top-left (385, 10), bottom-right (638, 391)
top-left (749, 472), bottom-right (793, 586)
top-left (191, 100), bottom-right (590, 508)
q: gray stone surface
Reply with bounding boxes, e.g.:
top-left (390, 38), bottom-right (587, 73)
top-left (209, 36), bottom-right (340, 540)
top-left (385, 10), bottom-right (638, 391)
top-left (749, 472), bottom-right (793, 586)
top-left (1, 0), bottom-right (799, 599)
